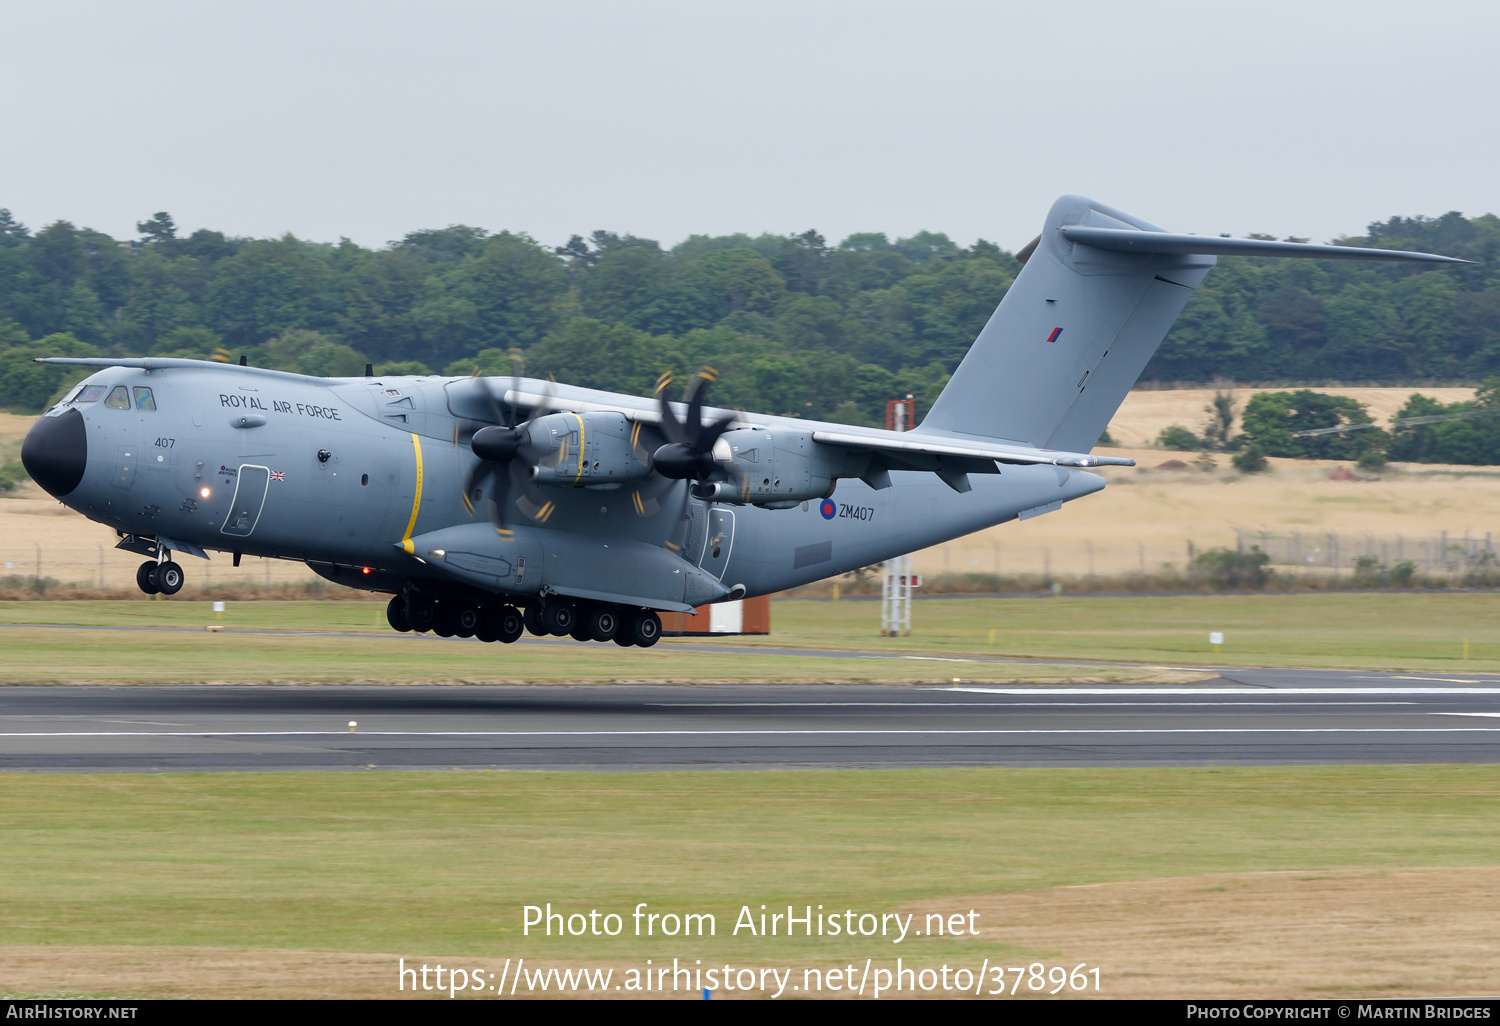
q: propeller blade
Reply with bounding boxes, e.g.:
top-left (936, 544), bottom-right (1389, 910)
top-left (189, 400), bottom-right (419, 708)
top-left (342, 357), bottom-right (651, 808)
top-left (487, 462), bottom-right (511, 531)
top-left (482, 376), bottom-right (508, 427)
top-left (656, 372), bottom-right (688, 445)
top-left (629, 471), bottom-right (680, 517)
top-left (509, 457), bottom-right (546, 509)
top-left (462, 463), bottom-right (494, 514)
top-left (683, 368), bottom-right (717, 448)
top-left (699, 411), bottom-right (737, 454)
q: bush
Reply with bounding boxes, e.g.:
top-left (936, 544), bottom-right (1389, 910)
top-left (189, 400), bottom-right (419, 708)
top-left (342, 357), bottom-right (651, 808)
top-left (1192, 546), bottom-right (1272, 589)
top-left (1156, 424), bottom-right (1199, 450)
top-left (1240, 390), bottom-right (1384, 460)
top-left (1462, 551), bottom-right (1500, 588)
top-left (1232, 444), bottom-right (1269, 474)
top-left (0, 461), bottom-right (30, 492)
top-left (1352, 555), bottom-right (1383, 588)
top-left (1356, 449), bottom-right (1387, 473)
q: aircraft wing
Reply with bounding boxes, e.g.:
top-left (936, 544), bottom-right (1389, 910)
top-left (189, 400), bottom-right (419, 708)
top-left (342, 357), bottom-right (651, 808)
top-left (494, 386), bottom-right (1132, 469)
top-left (808, 428), bottom-right (1133, 469)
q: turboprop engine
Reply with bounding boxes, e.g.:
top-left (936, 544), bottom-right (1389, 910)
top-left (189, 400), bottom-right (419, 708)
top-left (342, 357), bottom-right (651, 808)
top-left (688, 425), bottom-right (839, 508)
top-left (526, 411), bottom-right (653, 486)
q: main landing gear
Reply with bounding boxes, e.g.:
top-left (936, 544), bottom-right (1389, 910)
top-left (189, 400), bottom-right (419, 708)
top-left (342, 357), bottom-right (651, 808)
top-left (135, 558), bottom-right (184, 596)
top-left (389, 593), bottom-right (660, 647)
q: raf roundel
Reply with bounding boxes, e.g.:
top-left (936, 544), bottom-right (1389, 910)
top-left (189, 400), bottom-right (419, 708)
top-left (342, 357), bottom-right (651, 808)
top-left (819, 499), bottom-right (836, 520)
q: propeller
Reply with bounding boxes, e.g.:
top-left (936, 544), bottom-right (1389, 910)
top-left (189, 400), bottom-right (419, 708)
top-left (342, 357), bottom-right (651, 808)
top-left (638, 367), bottom-right (747, 509)
top-left (459, 376), bottom-right (555, 529)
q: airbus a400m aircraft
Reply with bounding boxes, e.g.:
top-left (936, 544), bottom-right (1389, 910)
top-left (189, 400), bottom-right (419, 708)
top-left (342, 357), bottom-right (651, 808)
top-left (20, 196), bottom-right (1461, 647)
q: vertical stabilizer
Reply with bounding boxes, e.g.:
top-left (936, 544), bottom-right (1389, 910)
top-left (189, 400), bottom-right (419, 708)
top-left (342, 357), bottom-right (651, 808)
top-left (919, 195), bottom-right (1214, 451)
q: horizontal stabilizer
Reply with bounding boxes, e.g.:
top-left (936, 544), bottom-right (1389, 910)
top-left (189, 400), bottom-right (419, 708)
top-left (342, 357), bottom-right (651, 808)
top-left (1059, 226), bottom-right (1468, 264)
top-left (810, 428), bottom-right (1134, 468)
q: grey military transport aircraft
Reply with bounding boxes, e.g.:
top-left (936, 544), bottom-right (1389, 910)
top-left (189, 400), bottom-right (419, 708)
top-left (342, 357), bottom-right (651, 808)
top-left (20, 196), bottom-right (1463, 647)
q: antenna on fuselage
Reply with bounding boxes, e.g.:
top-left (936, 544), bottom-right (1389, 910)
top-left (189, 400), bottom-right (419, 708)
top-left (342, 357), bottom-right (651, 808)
top-left (238, 354), bottom-right (247, 366)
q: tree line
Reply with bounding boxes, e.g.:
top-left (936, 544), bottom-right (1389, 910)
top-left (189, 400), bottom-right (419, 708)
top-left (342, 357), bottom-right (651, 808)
top-left (1, 205), bottom-right (1497, 424)
top-left (1152, 381), bottom-right (1500, 469)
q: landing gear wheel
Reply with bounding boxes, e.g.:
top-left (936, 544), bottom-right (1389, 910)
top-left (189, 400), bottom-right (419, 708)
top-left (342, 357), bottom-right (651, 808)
top-left (474, 614), bottom-right (499, 643)
top-left (494, 605), bottom-right (524, 644)
top-left (432, 605), bottom-right (457, 638)
top-left (155, 561), bottom-right (184, 596)
top-left (136, 560), bottom-right (160, 595)
top-left (625, 609), bottom-right (661, 648)
top-left (542, 600), bottom-right (577, 636)
top-left (386, 595), bottom-right (412, 632)
top-left (585, 605), bottom-right (620, 643)
top-left (405, 594), bottom-right (437, 633)
top-left (454, 604), bottom-right (481, 639)
top-left (523, 604), bottom-right (547, 637)
top-left (569, 606), bottom-right (592, 642)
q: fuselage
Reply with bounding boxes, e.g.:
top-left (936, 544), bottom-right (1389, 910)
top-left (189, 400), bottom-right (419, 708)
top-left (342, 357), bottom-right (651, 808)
top-left (22, 362), bottom-right (1104, 606)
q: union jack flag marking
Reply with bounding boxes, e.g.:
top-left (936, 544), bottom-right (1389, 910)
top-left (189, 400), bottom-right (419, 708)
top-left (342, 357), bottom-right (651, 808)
top-left (271, 471), bottom-right (285, 482)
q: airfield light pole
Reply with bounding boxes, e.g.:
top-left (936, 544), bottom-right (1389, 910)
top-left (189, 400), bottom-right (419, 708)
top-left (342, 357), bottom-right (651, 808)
top-left (881, 397), bottom-right (917, 637)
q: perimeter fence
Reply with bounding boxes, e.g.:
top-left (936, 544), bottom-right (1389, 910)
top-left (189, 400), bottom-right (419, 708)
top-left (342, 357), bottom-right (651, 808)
top-left (3, 531), bottom-right (1498, 600)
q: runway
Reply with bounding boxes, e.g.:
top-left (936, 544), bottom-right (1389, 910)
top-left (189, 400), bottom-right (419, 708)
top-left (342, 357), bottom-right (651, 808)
top-left (3, 669), bottom-right (1500, 771)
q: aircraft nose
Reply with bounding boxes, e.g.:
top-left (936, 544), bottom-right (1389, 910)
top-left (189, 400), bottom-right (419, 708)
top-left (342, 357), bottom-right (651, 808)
top-left (20, 406), bottom-right (88, 498)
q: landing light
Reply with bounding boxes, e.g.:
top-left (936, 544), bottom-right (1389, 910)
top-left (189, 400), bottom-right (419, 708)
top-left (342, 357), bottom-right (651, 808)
top-left (199, 487), bottom-right (211, 498)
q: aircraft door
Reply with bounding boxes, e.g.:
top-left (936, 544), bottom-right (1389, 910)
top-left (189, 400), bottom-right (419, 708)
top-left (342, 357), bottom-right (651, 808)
top-left (220, 464), bottom-right (271, 537)
top-left (698, 507), bottom-right (735, 581)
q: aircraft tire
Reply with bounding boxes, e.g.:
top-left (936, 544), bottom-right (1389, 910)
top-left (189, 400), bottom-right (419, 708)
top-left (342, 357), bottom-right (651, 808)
top-left (136, 560), bottom-right (160, 595)
top-left (612, 633), bottom-right (635, 647)
top-left (386, 595), bottom-right (412, 632)
top-left (626, 609), bottom-right (662, 648)
top-left (454, 604), bottom-right (480, 639)
top-left (543, 600), bottom-right (577, 636)
top-left (155, 561), bottom-right (184, 595)
top-left (494, 606), bottom-right (524, 644)
top-left (522, 604), bottom-right (547, 637)
top-left (586, 605), bottom-right (620, 643)
top-left (474, 613), bottom-right (499, 643)
top-left (406, 595), bottom-right (438, 633)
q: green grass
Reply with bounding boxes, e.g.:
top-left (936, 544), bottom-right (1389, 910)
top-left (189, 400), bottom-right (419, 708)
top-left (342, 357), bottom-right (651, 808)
top-left (749, 592), bottom-right (1500, 670)
top-left (0, 767), bottom-right (1496, 961)
top-left (3, 592), bottom-right (1499, 679)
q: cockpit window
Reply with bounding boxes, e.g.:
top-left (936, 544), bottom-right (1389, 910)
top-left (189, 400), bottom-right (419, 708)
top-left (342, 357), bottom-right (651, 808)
top-left (133, 386), bottom-right (156, 412)
top-left (104, 386), bottom-right (131, 409)
top-left (73, 385), bottom-right (107, 403)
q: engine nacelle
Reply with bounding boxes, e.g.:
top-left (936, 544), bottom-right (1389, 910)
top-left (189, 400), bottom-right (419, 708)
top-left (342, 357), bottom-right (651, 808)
top-left (702, 426), bottom-right (839, 506)
top-left (528, 412), bottom-right (652, 486)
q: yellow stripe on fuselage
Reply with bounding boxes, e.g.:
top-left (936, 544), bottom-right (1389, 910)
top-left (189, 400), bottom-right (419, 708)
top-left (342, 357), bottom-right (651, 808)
top-left (571, 412), bottom-right (586, 483)
top-left (401, 432), bottom-right (424, 554)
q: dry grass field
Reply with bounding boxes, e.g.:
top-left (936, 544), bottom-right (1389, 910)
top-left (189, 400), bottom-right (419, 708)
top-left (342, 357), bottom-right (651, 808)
top-left (1103, 385), bottom-right (1477, 450)
top-left (6, 388), bottom-right (1499, 590)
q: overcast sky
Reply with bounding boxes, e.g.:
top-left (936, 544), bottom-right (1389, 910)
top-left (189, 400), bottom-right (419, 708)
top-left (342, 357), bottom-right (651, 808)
top-left (2, 0), bottom-right (1495, 253)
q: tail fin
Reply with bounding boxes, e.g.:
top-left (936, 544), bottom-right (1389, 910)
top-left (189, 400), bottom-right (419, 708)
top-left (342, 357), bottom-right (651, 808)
top-left (920, 195), bottom-right (1212, 451)
top-left (921, 195), bottom-right (1465, 451)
